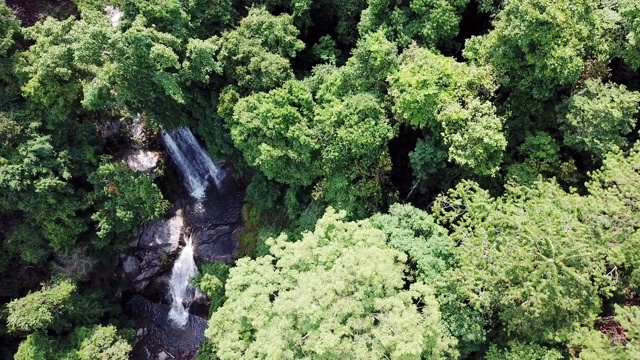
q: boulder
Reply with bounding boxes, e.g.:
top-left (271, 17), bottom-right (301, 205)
top-left (122, 255), bottom-right (141, 281)
top-left (126, 295), bottom-right (207, 360)
top-left (123, 149), bottom-right (160, 174)
top-left (133, 210), bottom-right (184, 253)
top-left (195, 230), bottom-right (237, 262)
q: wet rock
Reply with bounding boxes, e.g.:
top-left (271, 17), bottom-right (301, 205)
top-left (183, 163), bottom-right (245, 227)
top-left (195, 230), bottom-right (237, 262)
top-left (132, 279), bottom-right (151, 294)
top-left (196, 225), bottom-right (233, 244)
top-left (142, 274), bottom-right (171, 304)
top-left (126, 295), bottom-right (207, 360)
top-left (134, 210), bottom-right (184, 253)
top-left (122, 255), bottom-right (140, 281)
top-left (131, 266), bottom-right (162, 284)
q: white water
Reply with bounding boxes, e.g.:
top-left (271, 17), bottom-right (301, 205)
top-left (168, 237), bottom-right (198, 327)
top-left (105, 6), bottom-right (123, 27)
top-left (161, 128), bottom-right (224, 199)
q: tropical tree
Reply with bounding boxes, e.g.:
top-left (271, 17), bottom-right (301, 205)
top-left (14, 325), bottom-right (132, 360)
top-left (6, 280), bottom-right (103, 334)
top-left (557, 79), bottom-right (640, 159)
top-left (206, 207), bottom-right (456, 359)
top-left (389, 45), bottom-right (506, 176)
top-left (464, 0), bottom-right (601, 101)
top-left (88, 159), bottom-right (168, 246)
top-left (358, 0), bottom-right (470, 48)
top-left (433, 180), bottom-right (614, 344)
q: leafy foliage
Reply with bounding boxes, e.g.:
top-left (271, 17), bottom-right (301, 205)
top-left (206, 208), bottom-right (456, 359)
top-left (7, 280), bottom-right (103, 334)
top-left (14, 325), bottom-right (132, 360)
top-left (464, 0), bottom-right (600, 100)
top-left (620, 0), bottom-right (640, 70)
top-left (359, 0), bottom-right (470, 47)
top-left (433, 180), bottom-right (613, 343)
top-left (88, 159), bottom-right (168, 244)
top-left (558, 79), bottom-right (640, 159)
top-left (3, 0), bottom-right (640, 358)
top-left (389, 46), bottom-right (506, 175)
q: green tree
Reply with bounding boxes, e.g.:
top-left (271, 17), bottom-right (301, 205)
top-left (213, 7), bottom-right (304, 94)
top-left (0, 2), bottom-right (20, 58)
top-left (371, 204), bottom-right (486, 357)
top-left (88, 160), bottom-right (168, 245)
top-left (464, 0), bottom-right (601, 101)
top-left (433, 180), bottom-right (613, 344)
top-left (13, 332), bottom-right (57, 360)
top-left (71, 325), bottom-right (133, 360)
top-left (506, 131), bottom-right (562, 186)
top-left (312, 93), bottom-right (395, 216)
top-left (619, 0), bottom-right (640, 70)
top-left (485, 342), bottom-right (563, 360)
top-left (0, 131), bottom-right (89, 260)
top-left (230, 78), bottom-right (395, 217)
top-left (586, 143), bottom-right (640, 292)
top-left (206, 208), bottom-right (456, 359)
top-left (389, 45), bottom-right (506, 176)
top-left (557, 79), bottom-right (640, 159)
top-left (568, 305), bottom-right (640, 359)
top-left (358, 0), bottom-right (470, 48)
top-left (191, 262), bottom-right (231, 312)
top-left (14, 325), bottom-right (132, 360)
top-left (230, 80), bottom-right (320, 187)
top-left (408, 136), bottom-right (448, 191)
top-left (6, 280), bottom-right (103, 334)
top-left (17, 13), bottom-right (117, 123)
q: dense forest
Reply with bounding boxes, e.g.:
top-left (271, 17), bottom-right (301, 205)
top-left (1, 0), bottom-right (640, 358)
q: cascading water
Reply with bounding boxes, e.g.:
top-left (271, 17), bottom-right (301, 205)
top-left (161, 127), bottom-right (228, 328)
top-left (168, 236), bottom-right (198, 327)
top-left (161, 128), bottom-right (224, 199)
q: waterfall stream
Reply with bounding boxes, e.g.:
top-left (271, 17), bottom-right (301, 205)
top-left (168, 236), bottom-right (198, 327)
top-left (161, 128), bottom-right (225, 327)
top-left (161, 128), bottom-right (224, 200)
top-left (126, 126), bottom-right (243, 357)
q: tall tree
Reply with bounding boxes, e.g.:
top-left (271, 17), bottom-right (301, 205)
top-left (358, 0), bottom-right (470, 48)
top-left (464, 0), bottom-right (602, 101)
top-left (433, 180), bottom-right (614, 344)
top-left (557, 79), bottom-right (640, 159)
top-left (206, 208), bottom-right (456, 359)
top-left (389, 45), bottom-right (506, 176)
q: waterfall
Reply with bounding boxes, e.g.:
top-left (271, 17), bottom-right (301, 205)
top-left (161, 128), bottom-right (224, 199)
top-left (168, 236), bottom-right (198, 327)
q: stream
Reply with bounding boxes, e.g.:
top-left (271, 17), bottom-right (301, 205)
top-left (122, 127), bottom-right (244, 360)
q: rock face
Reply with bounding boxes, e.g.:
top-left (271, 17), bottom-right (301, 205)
top-left (127, 295), bottom-right (207, 360)
top-left (124, 209), bottom-right (185, 294)
top-left (123, 149), bottom-right (161, 174)
top-left (194, 226), bottom-right (237, 262)
top-left (132, 208), bottom-right (184, 253)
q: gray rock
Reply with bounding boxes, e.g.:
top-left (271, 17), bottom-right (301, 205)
top-left (136, 210), bottom-right (184, 254)
top-left (126, 295), bottom-right (207, 360)
top-left (123, 149), bottom-right (160, 173)
top-left (133, 279), bottom-right (151, 294)
top-left (195, 231), bottom-right (237, 262)
top-left (123, 255), bottom-right (141, 280)
top-left (132, 266), bottom-right (162, 284)
top-left (195, 225), bottom-right (233, 244)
